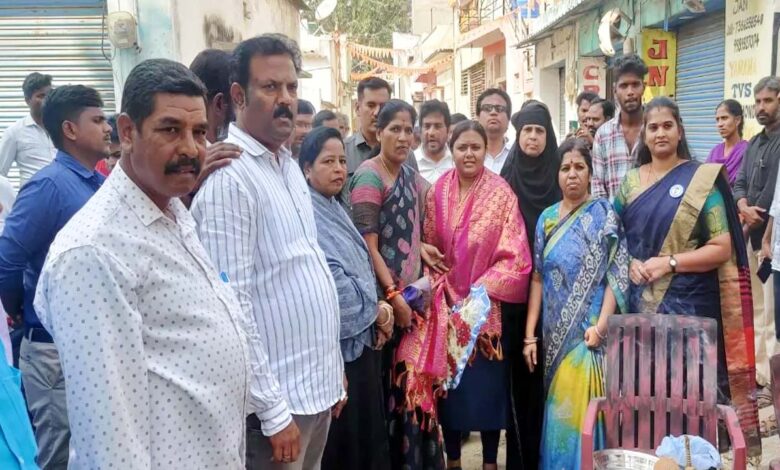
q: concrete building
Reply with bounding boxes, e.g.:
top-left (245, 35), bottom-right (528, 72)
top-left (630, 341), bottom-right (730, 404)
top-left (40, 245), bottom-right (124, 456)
top-left (521, 0), bottom-right (780, 154)
top-left (107, 0), bottom-right (303, 104)
top-left (412, 0), bottom-right (452, 37)
top-left (0, 0), bottom-right (303, 186)
top-left (439, 0), bottom-right (536, 117)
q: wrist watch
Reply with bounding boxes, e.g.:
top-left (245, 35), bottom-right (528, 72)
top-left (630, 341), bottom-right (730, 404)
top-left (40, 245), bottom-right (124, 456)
top-left (668, 255), bottom-right (678, 273)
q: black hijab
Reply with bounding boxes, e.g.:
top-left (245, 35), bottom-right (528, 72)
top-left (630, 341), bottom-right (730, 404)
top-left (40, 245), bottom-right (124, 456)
top-left (501, 103), bottom-right (562, 242)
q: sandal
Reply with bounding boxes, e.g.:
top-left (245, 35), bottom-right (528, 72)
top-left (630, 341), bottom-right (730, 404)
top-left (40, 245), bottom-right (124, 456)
top-left (760, 414), bottom-right (778, 438)
top-left (756, 386), bottom-right (773, 409)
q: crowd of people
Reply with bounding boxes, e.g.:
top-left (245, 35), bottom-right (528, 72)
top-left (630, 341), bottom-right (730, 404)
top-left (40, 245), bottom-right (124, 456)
top-left (0, 31), bottom-right (777, 470)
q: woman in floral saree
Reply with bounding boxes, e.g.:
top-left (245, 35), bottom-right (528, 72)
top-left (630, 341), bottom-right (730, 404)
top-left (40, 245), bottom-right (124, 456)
top-left (523, 138), bottom-right (629, 470)
top-left (349, 100), bottom-right (445, 470)
top-left (396, 121), bottom-right (531, 470)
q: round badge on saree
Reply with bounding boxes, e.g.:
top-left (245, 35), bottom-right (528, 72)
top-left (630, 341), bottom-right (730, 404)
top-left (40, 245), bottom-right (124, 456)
top-left (669, 184), bottom-right (684, 198)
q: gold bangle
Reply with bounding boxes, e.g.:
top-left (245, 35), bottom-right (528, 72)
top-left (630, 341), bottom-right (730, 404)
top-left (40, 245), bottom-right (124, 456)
top-left (377, 312), bottom-right (393, 328)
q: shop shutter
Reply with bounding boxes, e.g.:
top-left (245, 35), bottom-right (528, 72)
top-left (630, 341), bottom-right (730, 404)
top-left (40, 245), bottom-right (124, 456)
top-left (675, 12), bottom-right (725, 161)
top-left (0, 2), bottom-right (115, 188)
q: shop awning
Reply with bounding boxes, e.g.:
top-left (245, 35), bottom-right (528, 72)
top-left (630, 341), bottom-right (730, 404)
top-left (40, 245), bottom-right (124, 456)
top-left (518, 0), bottom-right (600, 46)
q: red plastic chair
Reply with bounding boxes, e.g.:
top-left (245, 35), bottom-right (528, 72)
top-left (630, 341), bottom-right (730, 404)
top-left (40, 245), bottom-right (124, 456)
top-left (580, 314), bottom-right (746, 470)
top-left (770, 353), bottom-right (780, 470)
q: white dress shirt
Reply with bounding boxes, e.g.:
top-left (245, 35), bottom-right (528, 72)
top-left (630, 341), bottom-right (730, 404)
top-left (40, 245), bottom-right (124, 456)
top-left (0, 175), bottom-right (16, 242)
top-left (192, 123), bottom-right (344, 416)
top-left (770, 174), bottom-right (780, 271)
top-left (0, 114), bottom-right (56, 186)
top-left (35, 165), bottom-right (291, 469)
top-left (414, 147), bottom-right (454, 184)
top-left (484, 139), bottom-right (513, 174)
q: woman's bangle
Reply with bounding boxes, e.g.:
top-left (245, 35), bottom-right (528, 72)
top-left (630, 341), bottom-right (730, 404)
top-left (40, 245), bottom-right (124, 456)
top-left (377, 312), bottom-right (393, 328)
top-left (385, 289), bottom-right (401, 301)
top-left (523, 337), bottom-right (538, 345)
top-left (384, 284), bottom-right (398, 296)
top-left (595, 326), bottom-right (607, 340)
top-left (378, 302), bottom-right (393, 318)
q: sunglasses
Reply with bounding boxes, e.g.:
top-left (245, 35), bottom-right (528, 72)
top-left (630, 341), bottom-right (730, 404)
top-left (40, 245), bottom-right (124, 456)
top-left (480, 104), bottom-right (507, 114)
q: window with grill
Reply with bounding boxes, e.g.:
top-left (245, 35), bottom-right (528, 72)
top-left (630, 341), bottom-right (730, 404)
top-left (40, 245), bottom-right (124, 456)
top-left (469, 61), bottom-right (486, 117)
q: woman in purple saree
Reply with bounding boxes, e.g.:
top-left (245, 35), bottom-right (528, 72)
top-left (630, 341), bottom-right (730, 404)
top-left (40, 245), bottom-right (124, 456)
top-left (706, 99), bottom-right (748, 186)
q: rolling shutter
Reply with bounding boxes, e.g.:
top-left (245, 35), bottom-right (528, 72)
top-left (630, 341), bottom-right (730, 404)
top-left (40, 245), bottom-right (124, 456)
top-left (0, 3), bottom-right (115, 188)
top-left (675, 13), bottom-right (725, 161)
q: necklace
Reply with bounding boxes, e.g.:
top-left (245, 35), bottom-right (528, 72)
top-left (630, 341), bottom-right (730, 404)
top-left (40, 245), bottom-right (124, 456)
top-left (649, 165), bottom-right (659, 184)
top-left (646, 158), bottom-right (684, 185)
top-left (379, 156), bottom-right (396, 179)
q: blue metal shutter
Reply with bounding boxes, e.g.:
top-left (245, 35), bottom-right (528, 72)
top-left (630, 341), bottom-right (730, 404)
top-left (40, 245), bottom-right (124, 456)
top-left (0, 3), bottom-right (115, 189)
top-left (675, 12), bottom-right (725, 161)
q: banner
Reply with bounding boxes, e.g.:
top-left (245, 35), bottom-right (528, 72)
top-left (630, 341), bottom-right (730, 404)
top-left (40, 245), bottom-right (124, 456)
top-left (345, 42), bottom-right (411, 60)
top-left (578, 57), bottom-right (606, 98)
top-left (641, 29), bottom-right (677, 102)
top-left (725, 0), bottom-right (775, 139)
top-left (347, 44), bottom-right (454, 77)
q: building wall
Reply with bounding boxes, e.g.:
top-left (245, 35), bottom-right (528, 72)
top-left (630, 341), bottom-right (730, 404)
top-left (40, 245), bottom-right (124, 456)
top-left (299, 27), bottom-right (337, 112)
top-left (108, 0), bottom-right (300, 103)
top-left (502, 19), bottom-right (532, 108)
top-left (173, 0), bottom-right (300, 66)
top-left (453, 47), bottom-right (483, 116)
top-left (392, 33), bottom-right (423, 104)
top-left (724, 0), bottom-right (777, 139)
top-left (412, 0), bottom-right (453, 36)
top-left (533, 25), bottom-right (576, 140)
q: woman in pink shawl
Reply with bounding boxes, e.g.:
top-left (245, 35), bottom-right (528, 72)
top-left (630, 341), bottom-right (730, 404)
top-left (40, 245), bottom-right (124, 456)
top-left (395, 121), bottom-right (532, 470)
top-left (706, 99), bottom-right (748, 186)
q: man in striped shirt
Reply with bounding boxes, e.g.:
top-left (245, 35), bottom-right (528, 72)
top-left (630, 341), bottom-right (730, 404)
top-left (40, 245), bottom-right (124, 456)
top-left (590, 54), bottom-right (647, 201)
top-left (191, 34), bottom-right (346, 470)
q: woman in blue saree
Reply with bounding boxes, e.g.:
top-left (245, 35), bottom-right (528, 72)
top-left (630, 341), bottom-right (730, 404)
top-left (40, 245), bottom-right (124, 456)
top-left (614, 96), bottom-right (761, 458)
top-left (523, 138), bottom-right (629, 469)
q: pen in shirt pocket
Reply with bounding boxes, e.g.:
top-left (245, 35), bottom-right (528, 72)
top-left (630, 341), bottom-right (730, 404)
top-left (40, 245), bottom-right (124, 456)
top-left (220, 272), bottom-right (230, 283)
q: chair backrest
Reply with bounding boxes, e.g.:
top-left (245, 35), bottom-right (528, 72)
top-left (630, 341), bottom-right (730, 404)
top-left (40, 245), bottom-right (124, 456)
top-left (770, 353), bottom-right (780, 430)
top-left (603, 313), bottom-right (719, 451)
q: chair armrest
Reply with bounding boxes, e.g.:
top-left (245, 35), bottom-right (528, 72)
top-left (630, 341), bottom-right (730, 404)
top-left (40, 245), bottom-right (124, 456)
top-left (717, 404), bottom-right (746, 470)
top-left (581, 398), bottom-right (607, 470)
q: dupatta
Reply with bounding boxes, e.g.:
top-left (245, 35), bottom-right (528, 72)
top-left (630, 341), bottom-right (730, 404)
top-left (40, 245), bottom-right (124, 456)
top-left (536, 198), bottom-right (629, 391)
top-left (394, 168), bottom-right (532, 426)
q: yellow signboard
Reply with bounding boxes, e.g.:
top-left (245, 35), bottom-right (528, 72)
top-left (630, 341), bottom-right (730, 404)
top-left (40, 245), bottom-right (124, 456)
top-left (641, 29), bottom-right (677, 102)
top-left (725, 0), bottom-right (775, 139)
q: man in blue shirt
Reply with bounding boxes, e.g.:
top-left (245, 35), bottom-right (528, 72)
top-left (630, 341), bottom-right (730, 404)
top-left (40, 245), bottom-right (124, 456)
top-left (0, 84), bottom-right (110, 470)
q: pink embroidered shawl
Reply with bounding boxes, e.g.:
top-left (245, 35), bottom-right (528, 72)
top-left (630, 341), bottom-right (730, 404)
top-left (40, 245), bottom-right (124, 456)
top-left (395, 168), bottom-right (532, 425)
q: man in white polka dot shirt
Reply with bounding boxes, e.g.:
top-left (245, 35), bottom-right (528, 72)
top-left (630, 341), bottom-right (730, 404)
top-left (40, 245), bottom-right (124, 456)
top-left (35, 59), bottom-right (295, 469)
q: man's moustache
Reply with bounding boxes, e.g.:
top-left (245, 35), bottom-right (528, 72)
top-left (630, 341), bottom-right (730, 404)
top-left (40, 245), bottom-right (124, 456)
top-left (273, 106), bottom-right (294, 120)
top-left (164, 156), bottom-right (202, 175)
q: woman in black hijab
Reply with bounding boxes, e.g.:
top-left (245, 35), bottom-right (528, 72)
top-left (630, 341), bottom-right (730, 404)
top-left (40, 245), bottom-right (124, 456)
top-left (501, 102), bottom-right (562, 470)
top-left (504, 103), bottom-right (562, 235)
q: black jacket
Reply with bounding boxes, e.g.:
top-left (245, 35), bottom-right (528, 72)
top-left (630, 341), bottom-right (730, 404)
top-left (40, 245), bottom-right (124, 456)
top-left (733, 129), bottom-right (780, 248)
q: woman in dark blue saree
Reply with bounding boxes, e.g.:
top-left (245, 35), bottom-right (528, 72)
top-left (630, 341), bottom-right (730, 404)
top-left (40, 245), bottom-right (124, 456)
top-left (613, 97), bottom-right (760, 458)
